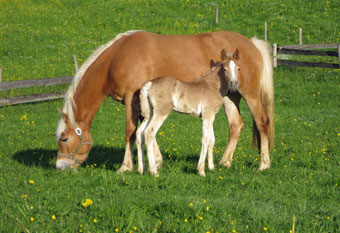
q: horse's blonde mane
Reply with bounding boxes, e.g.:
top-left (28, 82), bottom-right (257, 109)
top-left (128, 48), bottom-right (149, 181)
top-left (56, 30), bottom-right (143, 139)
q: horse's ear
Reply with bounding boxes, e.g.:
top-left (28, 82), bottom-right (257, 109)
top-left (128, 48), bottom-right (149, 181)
top-left (220, 48), bottom-right (227, 60)
top-left (57, 108), bottom-right (70, 124)
top-left (233, 48), bottom-right (240, 60)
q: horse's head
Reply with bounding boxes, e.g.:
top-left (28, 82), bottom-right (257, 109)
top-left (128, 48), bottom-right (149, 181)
top-left (56, 109), bottom-right (93, 170)
top-left (220, 48), bottom-right (240, 92)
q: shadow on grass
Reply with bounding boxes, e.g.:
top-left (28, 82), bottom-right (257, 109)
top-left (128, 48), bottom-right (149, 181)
top-left (12, 146), bottom-right (125, 170)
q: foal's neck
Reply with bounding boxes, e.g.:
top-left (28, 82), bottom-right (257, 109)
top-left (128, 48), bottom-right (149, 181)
top-left (201, 65), bottom-right (226, 94)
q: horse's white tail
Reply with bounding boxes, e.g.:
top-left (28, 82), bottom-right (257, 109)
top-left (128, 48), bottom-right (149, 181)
top-left (140, 81), bottom-right (153, 119)
top-left (251, 37), bottom-right (275, 150)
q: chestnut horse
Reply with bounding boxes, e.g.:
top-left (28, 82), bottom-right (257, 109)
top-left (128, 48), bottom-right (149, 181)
top-left (56, 30), bottom-right (274, 172)
top-left (137, 49), bottom-right (240, 176)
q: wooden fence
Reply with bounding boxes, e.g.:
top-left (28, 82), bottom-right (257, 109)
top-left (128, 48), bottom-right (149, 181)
top-left (273, 43), bottom-right (340, 69)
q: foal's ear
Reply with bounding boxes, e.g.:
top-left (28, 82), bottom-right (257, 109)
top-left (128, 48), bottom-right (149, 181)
top-left (220, 48), bottom-right (227, 60)
top-left (210, 59), bottom-right (217, 68)
top-left (233, 48), bottom-right (240, 60)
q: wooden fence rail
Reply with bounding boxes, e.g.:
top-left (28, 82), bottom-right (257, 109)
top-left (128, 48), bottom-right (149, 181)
top-left (0, 76), bottom-right (73, 106)
top-left (273, 43), bottom-right (340, 69)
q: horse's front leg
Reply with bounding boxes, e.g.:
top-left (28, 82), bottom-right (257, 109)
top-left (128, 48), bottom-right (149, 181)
top-left (118, 92), bottom-right (139, 173)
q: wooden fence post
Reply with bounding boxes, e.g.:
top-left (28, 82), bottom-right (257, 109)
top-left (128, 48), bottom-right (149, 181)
top-left (73, 54), bottom-right (79, 72)
top-left (215, 5), bottom-right (219, 24)
top-left (265, 22), bottom-right (267, 41)
top-left (273, 43), bottom-right (277, 68)
top-left (299, 28), bottom-right (303, 45)
top-left (338, 44), bottom-right (340, 67)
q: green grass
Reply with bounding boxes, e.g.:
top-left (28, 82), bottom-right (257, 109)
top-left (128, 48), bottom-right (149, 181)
top-left (1, 0), bottom-right (340, 232)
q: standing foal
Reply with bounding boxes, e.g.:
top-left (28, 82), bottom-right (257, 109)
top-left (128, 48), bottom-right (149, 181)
top-left (136, 49), bottom-right (240, 176)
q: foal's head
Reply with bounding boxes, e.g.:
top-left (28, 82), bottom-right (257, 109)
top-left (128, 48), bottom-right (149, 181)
top-left (56, 109), bottom-right (93, 170)
top-left (220, 48), bottom-right (240, 92)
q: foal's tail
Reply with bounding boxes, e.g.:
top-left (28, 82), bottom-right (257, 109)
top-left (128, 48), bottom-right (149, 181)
top-left (140, 81), bottom-right (153, 119)
top-left (251, 37), bottom-right (275, 150)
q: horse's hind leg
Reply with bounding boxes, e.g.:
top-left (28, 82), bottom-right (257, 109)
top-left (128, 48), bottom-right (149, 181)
top-left (245, 96), bottom-right (271, 170)
top-left (118, 92), bottom-right (140, 173)
top-left (220, 93), bottom-right (243, 168)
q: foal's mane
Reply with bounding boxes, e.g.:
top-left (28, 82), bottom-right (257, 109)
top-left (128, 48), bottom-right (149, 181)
top-left (56, 30), bottom-right (143, 139)
top-left (196, 61), bottom-right (224, 81)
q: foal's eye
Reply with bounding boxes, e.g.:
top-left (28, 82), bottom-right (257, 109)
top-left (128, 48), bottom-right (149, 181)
top-left (237, 67), bottom-right (240, 71)
top-left (60, 137), bottom-right (68, 142)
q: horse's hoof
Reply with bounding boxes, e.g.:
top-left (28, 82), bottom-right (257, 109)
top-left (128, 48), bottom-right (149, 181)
top-left (219, 160), bottom-right (232, 168)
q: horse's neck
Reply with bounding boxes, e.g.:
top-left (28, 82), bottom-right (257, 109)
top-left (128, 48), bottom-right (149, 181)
top-left (73, 74), bottom-right (107, 131)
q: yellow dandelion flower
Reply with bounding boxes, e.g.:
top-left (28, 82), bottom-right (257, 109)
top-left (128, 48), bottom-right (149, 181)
top-left (81, 198), bottom-right (93, 207)
top-left (114, 228), bottom-right (119, 232)
top-left (264, 227), bottom-right (268, 231)
top-left (188, 203), bottom-right (193, 207)
top-left (184, 218), bottom-right (188, 223)
top-left (28, 179), bottom-right (34, 184)
top-left (22, 194), bottom-right (28, 198)
top-left (51, 214), bottom-right (56, 220)
top-left (133, 226), bottom-right (137, 230)
top-left (30, 217), bottom-right (34, 222)
top-left (30, 205), bottom-right (34, 210)
top-left (93, 218), bottom-right (98, 223)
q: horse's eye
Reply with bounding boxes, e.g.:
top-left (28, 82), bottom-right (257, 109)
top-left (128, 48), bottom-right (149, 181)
top-left (60, 137), bottom-right (68, 142)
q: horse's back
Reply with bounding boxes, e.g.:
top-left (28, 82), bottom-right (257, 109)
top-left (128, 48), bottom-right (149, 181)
top-left (106, 31), bottom-right (263, 99)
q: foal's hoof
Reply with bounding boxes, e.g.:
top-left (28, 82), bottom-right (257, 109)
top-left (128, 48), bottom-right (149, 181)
top-left (117, 165), bottom-right (133, 174)
top-left (258, 163), bottom-right (271, 171)
top-left (198, 170), bottom-right (206, 177)
top-left (137, 167), bottom-right (145, 175)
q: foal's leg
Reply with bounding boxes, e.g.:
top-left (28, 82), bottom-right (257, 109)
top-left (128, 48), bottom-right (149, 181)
top-left (136, 117), bottom-right (149, 174)
top-left (207, 115), bottom-right (216, 171)
top-left (144, 113), bottom-right (169, 175)
top-left (245, 96), bottom-right (271, 170)
top-left (220, 93), bottom-right (244, 168)
top-left (118, 92), bottom-right (139, 173)
top-left (197, 117), bottom-right (214, 176)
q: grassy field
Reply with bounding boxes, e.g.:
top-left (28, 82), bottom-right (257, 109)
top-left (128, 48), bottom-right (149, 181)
top-left (1, 0), bottom-right (340, 232)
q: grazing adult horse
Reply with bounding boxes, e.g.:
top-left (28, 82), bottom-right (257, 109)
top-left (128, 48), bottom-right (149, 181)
top-left (136, 49), bottom-right (240, 176)
top-left (56, 30), bottom-right (274, 172)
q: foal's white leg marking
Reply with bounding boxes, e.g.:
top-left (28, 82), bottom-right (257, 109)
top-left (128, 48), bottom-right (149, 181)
top-left (144, 113), bottom-right (168, 175)
top-left (197, 119), bottom-right (211, 176)
top-left (207, 117), bottom-right (215, 171)
top-left (136, 119), bottom-right (149, 174)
